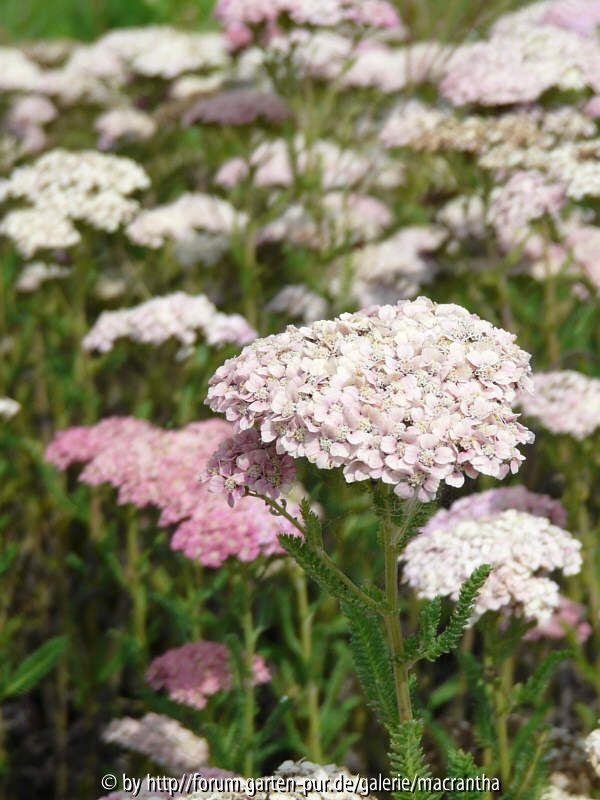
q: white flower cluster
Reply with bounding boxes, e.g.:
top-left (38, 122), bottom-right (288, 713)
top-left (103, 713), bottom-right (209, 776)
top-left (480, 140), bottom-right (600, 201)
top-left (0, 149), bottom-right (150, 256)
top-left (337, 227), bottom-right (446, 307)
top-left (95, 107), bottom-right (157, 150)
top-left (83, 292), bottom-right (257, 353)
top-left (584, 727), bottom-right (600, 778)
top-left (519, 371), bottom-right (600, 440)
top-left (265, 285), bottom-right (329, 323)
top-left (16, 261), bottom-right (71, 292)
top-left (0, 397), bottom-right (20, 419)
top-left (126, 193), bottom-right (248, 249)
top-left (381, 101), bottom-right (595, 153)
top-left (401, 510), bottom-right (582, 624)
top-left (437, 196), bottom-right (486, 241)
top-left (207, 297), bottom-right (533, 502)
top-left (0, 47), bottom-right (42, 92)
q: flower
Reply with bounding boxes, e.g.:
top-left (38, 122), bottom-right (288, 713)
top-left (335, 227), bottom-right (446, 307)
top-left (258, 192), bottom-right (392, 250)
top-left (422, 486), bottom-right (568, 535)
top-left (519, 371), bottom-right (600, 439)
top-left (206, 297), bottom-right (534, 502)
top-left (0, 397), bottom-right (20, 419)
top-left (214, 0), bottom-right (403, 50)
top-left (524, 597), bottom-right (591, 643)
top-left (83, 293), bottom-right (257, 353)
top-left (206, 428), bottom-right (297, 505)
top-left (215, 135), bottom-right (402, 191)
top-left (16, 261), bottom-right (71, 292)
top-left (585, 727), bottom-right (600, 777)
top-left (45, 418), bottom-right (301, 568)
top-left (145, 641), bottom-right (270, 710)
top-left (401, 509), bottom-right (582, 624)
top-left (182, 90), bottom-right (289, 126)
top-left (103, 714), bottom-right (209, 775)
top-left (0, 149), bottom-right (149, 255)
top-left (265, 285), bottom-right (329, 323)
top-left (95, 107), bottom-right (157, 150)
top-left (126, 193), bottom-right (247, 248)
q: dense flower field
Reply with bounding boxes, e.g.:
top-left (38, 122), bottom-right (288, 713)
top-left (6, 1), bottom-right (600, 799)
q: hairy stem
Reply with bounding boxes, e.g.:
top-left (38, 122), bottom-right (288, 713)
top-left (293, 564), bottom-right (323, 762)
top-left (381, 495), bottom-right (414, 724)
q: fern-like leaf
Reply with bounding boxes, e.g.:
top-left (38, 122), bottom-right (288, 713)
top-left (389, 720), bottom-right (441, 800)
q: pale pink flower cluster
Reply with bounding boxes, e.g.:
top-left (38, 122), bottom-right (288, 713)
top-left (0, 47), bottom-right (42, 92)
top-left (183, 90), bottom-right (289, 127)
top-left (215, 136), bottom-right (402, 191)
top-left (422, 486), bottom-right (567, 535)
top-left (402, 509), bottom-right (582, 624)
top-left (265, 285), bottom-right (328, 323)
top-left (487, 171), bottom-right (565, 254)
top-left (525, 597), bottom-right (591, 643)
top-left (519, 371), bottom-right (600, 440)
top-left (258, 192), bottom-right (392, 250)
top-left (585, 727), bottom-right (600, 777)
top-left (145, 640), bottom-right (271, 710)
top-left (206, 427), bottom-right (297, 505)
top-left (441, 26), bottom-right (600, 107)
top-left (103, 713), bottom-right (209, 774)
top-left (437, 196), bottom-right (486, 241)
top-left (5, 94), bottom-right (56, 153)
top-left (214, 0), bottom-right (402, 49)
top-left (83, 293), bottom-right (256, 353)
top-left (126, 193), bottom-right (247, 248)
top-left (95, 107), bottom-right (157, 150)
top-left (207, 297), bottom-right (534, 502)
top-left (340, 42), bottom-right (450, 93)
top-left (45, 417), bottom-right (300, 567)
top-left (338, 227), bottom-right (446, 307)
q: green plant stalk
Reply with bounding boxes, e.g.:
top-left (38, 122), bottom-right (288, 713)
top-left (292, 563), bottom-right (323, 763)
top-left (381, 503), bottom-right (413, 724)
top-left (125, 509), bottom-right (146, 653)
top-left (240, 575), bottom-right (256, 777)
top-left (483, 619), bottom-right (511, 787)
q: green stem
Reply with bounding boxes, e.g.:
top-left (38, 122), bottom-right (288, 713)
top-left (483, 619), bottom-right (511, 787)
top-left (125, 509), bottom-right (146, 653)
top-left (240, 575), bottom-right (256, 777)
top-left (381, 497), bottom-right (413, 724)
top-left (293, 564), bottom-right (323, 762)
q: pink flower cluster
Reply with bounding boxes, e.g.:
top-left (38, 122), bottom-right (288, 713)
top-left (207, 297), bottom-right (534, 502)
top-left (422, 486), bottom-right (567, 535)
top-left (214, 0), bottom-right (402, 49)
top-left (519, 370), bottom-right (600, 440)
top-left (145, 640), bottom-right (271, 710)
top-left (45, 418), bottom-right (301, 567)
top-left (82, 292), bottom-right (257, 353)
top-left (402, 509), bottom-right (582, 624)
top-left (525, 597), bottom-right (591, 643)
top-left (206, 428), bottom-right (296, 505)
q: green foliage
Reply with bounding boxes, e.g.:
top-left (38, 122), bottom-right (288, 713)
top-left (388, 721), bottom-right (441, 800)
top-left (1, 635), bottom-right (68, 700)
top-left (446, 749), bottom-right (486, 800)
top-left (511, 650), bottom-right (572, 709)
top-left (344, 604), bottom-right (398, 728)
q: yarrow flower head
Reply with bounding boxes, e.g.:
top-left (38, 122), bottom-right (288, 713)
top-left (422, 485), bottom-right (567, 535)
top-left (145, 640), bottom-right (271, 710)
top-left (524, 597), bottom-right (591, 643)
top-left (45, 417), bottom-right (300, 567)
top-left (214, 0), bottom-right (403, 50)
top-left (82, 292), bottom-right (257, 353)
top-left (206, 297), bottom-right (534, 502)
top-left (402, 509), bottom-right (582, 624)
top-left (519, 370), bottom-right (600, 440)
top-left (103, 713), bottom-right (209, 775)
top-left (0, 397), bottom-right (20, 419)
top-left (183, 90), bottom-right (289, 127)
top-left (206, 428), bottom-right (297, 505)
